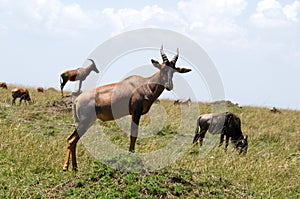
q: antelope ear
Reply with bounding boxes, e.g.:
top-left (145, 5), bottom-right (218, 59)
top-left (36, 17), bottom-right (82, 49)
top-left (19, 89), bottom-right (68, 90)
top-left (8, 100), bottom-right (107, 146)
top-left (175, 67), bottom-right (192, 73)
top-left (151, 59), bottom-right (161, 69)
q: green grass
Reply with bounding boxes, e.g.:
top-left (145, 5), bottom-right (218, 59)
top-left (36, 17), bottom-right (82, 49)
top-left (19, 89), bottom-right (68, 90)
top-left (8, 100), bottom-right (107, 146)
top-left (0, 86), bottom-right (299, 198)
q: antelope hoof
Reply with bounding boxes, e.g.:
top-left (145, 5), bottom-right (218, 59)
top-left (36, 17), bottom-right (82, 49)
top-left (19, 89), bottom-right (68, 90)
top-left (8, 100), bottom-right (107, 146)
top-left (63, 162), bottom-right (70, 172)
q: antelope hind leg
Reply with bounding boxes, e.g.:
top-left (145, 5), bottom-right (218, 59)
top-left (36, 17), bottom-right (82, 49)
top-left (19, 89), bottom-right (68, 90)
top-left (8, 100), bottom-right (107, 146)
top-left (63, 129), bottom-right (78, 171)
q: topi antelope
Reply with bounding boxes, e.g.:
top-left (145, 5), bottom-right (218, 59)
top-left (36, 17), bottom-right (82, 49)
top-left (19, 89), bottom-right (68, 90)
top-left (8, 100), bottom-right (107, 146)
top-left (63, 46), bottom-right (192, 171)
top-left (60, 59), bottom-right (99, 97)
top-left (0, 82), bottom-right (7, 89)
top-left (11, 88), bottom-right (32, 105)
top-left (37, 87), bottom-right (44, 93)
top-left (174, 98), bottom-right (191, 106)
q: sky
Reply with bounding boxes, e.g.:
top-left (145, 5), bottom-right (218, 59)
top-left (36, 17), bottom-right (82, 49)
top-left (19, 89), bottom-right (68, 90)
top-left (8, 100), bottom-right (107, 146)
top-left (0, 0), bottom-right (299, 110)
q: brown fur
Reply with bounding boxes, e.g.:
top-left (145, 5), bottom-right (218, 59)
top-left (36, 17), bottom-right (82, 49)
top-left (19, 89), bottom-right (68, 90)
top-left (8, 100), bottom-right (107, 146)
top-left (60, 59), bottom-right (99, 97)
top-left (11, 88), bottom-right (32, 105)
top-left (0, 82), bottom-right (7, 89)
top-left (63, 46), bottom-right (192, 171)
top-left (37, 87), bottom-right (44, 93)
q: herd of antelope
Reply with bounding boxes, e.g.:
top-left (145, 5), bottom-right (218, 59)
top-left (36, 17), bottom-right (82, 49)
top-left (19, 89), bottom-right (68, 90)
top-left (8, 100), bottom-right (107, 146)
top-left (0, 46), bottom-right (254, 172)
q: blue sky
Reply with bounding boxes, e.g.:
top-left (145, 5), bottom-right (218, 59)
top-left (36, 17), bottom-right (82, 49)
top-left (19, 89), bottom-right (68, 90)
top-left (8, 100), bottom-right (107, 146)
top-left (0, 0), bottom-right (299, 110)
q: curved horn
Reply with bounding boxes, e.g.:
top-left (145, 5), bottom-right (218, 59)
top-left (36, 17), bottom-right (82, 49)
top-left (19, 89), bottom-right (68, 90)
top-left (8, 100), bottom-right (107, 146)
top-left (171, 48), bottom-right (179, 64)
top-left (87, 58), bottom-right (95, 66)
top-left (160, 45), bottom-right (169, 62)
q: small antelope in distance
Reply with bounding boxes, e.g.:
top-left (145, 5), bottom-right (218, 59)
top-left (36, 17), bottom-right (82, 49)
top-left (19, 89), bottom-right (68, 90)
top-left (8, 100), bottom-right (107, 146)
top-left (37, 87), bottom-right (44, 93)
top-left (11, 88), bottom-right (33, 105)
top-left (0, 82), bottom-right (7, 89)
top-left (60, 59), bottom-right (99, 97)
top-left (63, 46), bottom-right (192, 171)
top-left (174, 98), bottom-right (191, 106)
top-left (154, 99), bottom-right (160, 104)
top-left (270, 107), bottom-right (281, 113)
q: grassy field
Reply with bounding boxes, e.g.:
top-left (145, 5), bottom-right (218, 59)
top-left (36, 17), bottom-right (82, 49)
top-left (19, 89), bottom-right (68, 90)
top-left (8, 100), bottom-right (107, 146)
top-left (0, 86), bottom-right (299, 198)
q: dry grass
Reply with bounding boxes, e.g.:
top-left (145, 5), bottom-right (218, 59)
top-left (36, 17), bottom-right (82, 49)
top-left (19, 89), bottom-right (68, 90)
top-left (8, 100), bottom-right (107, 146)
top-left (0, 87), bottom-right (299, 198)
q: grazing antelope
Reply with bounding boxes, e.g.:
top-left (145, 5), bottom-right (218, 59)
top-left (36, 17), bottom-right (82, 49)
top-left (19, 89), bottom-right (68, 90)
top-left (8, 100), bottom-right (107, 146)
top-left (235, 103), bottom-right (242, 109)
top-left (60, 59), bottom-right (99, 97)
top-left (193, 112), bottom-right (248, 154)
top-left (174, 98), bottom-right (191, 106)
top-left (11, 88), bottom-right (32, 105)
top-left (0, 82), bottom-right (7, 89)
top-left (63, 46), bottom-right (192, 171)
top-left (37, 87), bottom-right (44, 93)
top-left (270, 107), bottom-right (281, 113)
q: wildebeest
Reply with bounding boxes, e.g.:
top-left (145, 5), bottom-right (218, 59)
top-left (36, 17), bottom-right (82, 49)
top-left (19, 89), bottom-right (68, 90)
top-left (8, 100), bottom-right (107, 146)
top-left (0, 82), bottom-right (7, 89)
top-left (37, 87), bottom-right (44, 93)
top-left (192, 112), bottom-right (248, 154)
top-left (60, 59), bottom-right (99, 97)
top-left (11, 88), bottom-right (32, 105)
top-left (63, 46), bottom-right (191, 171)
top-left (174, 98), bottom-right (191, 106)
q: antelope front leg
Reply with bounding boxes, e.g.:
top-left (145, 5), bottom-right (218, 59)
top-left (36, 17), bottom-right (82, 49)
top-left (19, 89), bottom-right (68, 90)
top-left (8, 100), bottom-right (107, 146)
top-left (60, 80), bottom-right (67, 97)
top-left (129, 114), bottom-right (141, 152)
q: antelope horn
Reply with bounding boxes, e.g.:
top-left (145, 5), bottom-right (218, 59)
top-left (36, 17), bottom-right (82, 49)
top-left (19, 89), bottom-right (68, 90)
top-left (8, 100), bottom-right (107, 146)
top-left (171, 48), bottom-right (179, 64)
top-left (87, 58), bottom-right (95, 66)
top-left (160, 45), bottom-right (169, 62)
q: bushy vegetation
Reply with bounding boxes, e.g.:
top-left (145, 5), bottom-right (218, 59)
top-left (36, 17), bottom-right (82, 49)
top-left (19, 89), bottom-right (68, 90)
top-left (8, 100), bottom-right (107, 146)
top-left (0, 86), bottom-right (299, 198)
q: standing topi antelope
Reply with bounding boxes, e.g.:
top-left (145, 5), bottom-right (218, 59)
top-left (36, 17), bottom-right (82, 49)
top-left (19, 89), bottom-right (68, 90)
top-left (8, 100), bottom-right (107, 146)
top-left (0, 82), bottom-right (7, 89)
top-left (11, 88), bottom-right (32, 105)
top-left (63, 46), bottom-right (192, 171)
top-left (193, 112), bottom-right (248, 154)
top-left (60, 59), bottom-right (99, 97)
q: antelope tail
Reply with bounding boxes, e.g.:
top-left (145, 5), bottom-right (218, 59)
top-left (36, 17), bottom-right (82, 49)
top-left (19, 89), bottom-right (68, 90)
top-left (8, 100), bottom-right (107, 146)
top-left (72, 101), bottom-right (79, 124)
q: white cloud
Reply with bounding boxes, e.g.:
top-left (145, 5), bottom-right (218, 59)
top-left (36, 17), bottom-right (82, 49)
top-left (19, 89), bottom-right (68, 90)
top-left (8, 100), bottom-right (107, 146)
top-left (0, 0), bottom-right (298, 50)
top-left (177, 0), bottom-right (248, 36)
top-left (283, 1), bottom-right (300, 22)
top-left (0, 0), bottom-right (99, 36)
top-left (101, 5), bottom-right (186, 34)
top-left (0, 1), bottom-right (188, 37)
top-left (251, 0), bottom-right (300, 27)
